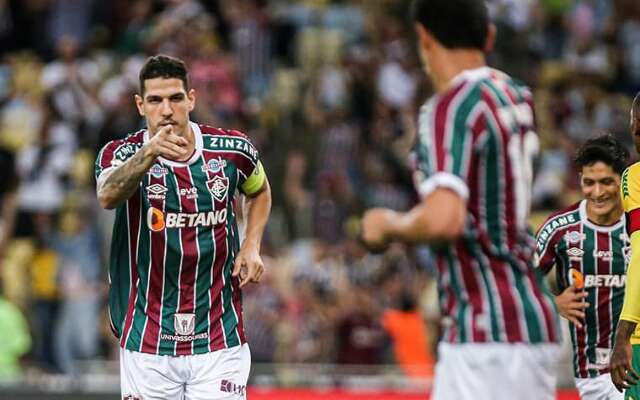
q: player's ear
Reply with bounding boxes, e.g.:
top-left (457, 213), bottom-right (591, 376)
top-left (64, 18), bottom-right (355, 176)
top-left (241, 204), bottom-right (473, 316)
top-left (415, 23), bottom-right (433, 51)
top-left (134, 94), bottom-right (145, 116)
top-left (484, 23), bottom-right (497, 54)
top-left (187, 88), bottom-right (196, 112)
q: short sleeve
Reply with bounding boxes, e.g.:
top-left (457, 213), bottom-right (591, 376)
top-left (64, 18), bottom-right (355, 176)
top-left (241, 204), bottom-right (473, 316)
top-left (95, 139), bottom-right (142, 184)
top-left (534, 217), bottom-right (562, 274)
top-left (227, 131), bottom-right (266, 196)
top-left (412, 88), bottom-right (480, 200)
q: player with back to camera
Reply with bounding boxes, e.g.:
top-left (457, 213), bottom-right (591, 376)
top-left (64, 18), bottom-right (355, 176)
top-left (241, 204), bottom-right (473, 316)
top-left (95, 54), bottom-right (271, 400)
top-left (360, 0), bottom-right (560, 399)
top-left (536, 134), bottom-right (630, 400)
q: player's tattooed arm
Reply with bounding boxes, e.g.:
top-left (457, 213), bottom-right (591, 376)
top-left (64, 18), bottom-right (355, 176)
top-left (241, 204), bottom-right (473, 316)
top-left (98, 126), bottom-right (189, 209)
top-left (97, 146), bottom-right (157, 209)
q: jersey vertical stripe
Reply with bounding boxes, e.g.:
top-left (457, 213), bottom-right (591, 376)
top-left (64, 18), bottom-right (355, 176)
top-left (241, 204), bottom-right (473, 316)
top-left (141, 171), bottom-right (167, 353)
top-left (158, 169), bottom-right (181, 354)
top-left (119, 193), bottom-right (141, 347)
top-left (414, 67), bottom-right (558, 344)
top-left (174, 166), bottom-right (199, 355)
top-left (96, 124), bottom-right (262, 355)
top-left (189, 161), bottom-right (215, 353)
top-left (535, 201), bottom-right (628, 377)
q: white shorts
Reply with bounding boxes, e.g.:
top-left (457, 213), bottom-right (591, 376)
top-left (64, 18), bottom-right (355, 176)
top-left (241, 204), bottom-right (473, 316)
top-left (575, 373), bottom-right (623, 400)
top-left (120, 344), bottom-right (251, 400)
top-left (432, 342), bottom-right (559, 400)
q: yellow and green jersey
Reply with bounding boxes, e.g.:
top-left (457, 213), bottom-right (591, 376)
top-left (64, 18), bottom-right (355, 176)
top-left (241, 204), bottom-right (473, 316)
top-left (95, 122), bottom-right (266, 356)
top-left (620, 162), bottom-right (640, 345)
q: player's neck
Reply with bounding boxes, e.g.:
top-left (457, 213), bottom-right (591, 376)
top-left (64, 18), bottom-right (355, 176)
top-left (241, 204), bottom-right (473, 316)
top-left (432, 50), bottom-right (486, 93)
top-left (586, 204), bottom-right (624, 227)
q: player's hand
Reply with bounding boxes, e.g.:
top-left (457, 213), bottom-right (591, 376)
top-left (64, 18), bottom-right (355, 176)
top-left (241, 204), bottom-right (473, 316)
top-left (610, 337), bottom-right (639, 391)
top-left (232, 247), bottom-right (264, 288)
top-left (360, 208), bottom-right (394, 253)
top-left (146, 125), bottom-right (189, 160)
top-left (554, 284), bottom-right (589, 328)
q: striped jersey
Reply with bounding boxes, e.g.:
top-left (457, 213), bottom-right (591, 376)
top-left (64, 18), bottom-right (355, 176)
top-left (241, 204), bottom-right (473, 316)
top-left (536, 200), bottom-right (628, 378)
top-left (413, 66), bottom-right (559, 344)
top-left (95, 122), bottom-right (266, 356)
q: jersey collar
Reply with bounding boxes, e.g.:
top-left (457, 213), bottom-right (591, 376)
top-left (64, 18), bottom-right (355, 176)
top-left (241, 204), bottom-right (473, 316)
top-left (579, 199), bottom-right (625, 232)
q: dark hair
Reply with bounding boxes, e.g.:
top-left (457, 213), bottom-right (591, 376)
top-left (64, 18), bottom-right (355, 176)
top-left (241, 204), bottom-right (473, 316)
top-left (410, 0), bottom-right (489, 50)
top-left (139, 54), bottom-right (189, 94)
top-left (574, 134), bottom-right (630, 176)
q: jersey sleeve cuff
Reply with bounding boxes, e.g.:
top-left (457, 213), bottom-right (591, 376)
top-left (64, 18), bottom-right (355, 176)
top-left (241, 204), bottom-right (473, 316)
top-left (416, 172), bottom-right (469, 200)
top-left (95, 167), bottom-right (115, 196)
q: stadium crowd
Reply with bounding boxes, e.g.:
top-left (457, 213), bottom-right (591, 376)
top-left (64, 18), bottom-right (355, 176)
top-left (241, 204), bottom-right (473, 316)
top-left (0, 0), bottom-right (638, 387)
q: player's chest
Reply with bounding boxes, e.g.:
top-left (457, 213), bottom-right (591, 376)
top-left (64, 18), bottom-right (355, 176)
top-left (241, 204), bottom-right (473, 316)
top-left (141, 158), bottom-right (238, 213)
top-left (557, 227), bottom-right (630, 272)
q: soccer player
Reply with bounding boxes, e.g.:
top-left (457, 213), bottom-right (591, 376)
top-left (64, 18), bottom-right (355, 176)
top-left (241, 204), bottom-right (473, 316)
top-left (536, 135), bottom-right (629, 400)
top-left (95, 55), bottom-right (271, 400)
top-left (611, 93), bottom-right (640, 397)
top-left (360, 0), bottom-right (559, 399)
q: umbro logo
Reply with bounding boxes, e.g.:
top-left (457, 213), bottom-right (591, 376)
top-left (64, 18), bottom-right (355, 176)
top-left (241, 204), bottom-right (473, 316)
top-left (566, 247), bottom-right (584, 258)
top-left (146, 184), bottom-right (167, 200)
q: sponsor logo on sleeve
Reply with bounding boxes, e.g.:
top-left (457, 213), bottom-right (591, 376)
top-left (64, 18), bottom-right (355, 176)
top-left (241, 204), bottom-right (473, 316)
top-left (112, 143), bottom-right (138, 166)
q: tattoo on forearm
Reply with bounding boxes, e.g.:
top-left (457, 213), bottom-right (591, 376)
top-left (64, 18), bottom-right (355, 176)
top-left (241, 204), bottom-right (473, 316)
top-left (100, 146), bottom-right (155, 206)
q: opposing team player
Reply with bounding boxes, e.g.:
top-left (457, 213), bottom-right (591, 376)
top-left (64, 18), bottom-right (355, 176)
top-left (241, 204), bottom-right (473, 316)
top-left (360, 0), bottom-right (559, 399)
top-left (611, 93), bottom-right (640, 398)
top-left (95, 55), bottom-right (271, 400)
top-left (537, 135), bottom-right (630, 400)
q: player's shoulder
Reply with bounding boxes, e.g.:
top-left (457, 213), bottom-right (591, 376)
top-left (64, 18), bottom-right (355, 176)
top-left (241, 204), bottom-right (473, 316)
top-left (622, 161), bottom-right (640, 210)
top-left (199, 124), bottom-right (250, 141)
top-left (623, 161), bottom-right (640, 186)
top-left (97, 129), bottom-right (145, 159)
top-left (537, 201), bottom-right (582, 236)
top-left (103, 129), bottom-right (144, 147)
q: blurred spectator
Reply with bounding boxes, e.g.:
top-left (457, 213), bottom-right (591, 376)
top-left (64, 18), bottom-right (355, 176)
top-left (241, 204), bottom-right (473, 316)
top-left (46, 0), bottom-right (96, 51)
top-left (0, 143), bottom-right (17, 259)
top-left (14, 95), bottom-right (75, 238)
top-left (29, 214), bottom-right (60, 372)
top-left (51, 200), bottom-right (102, 374)
top-left (0, 287), bottom-right (31, 382)
top-left (381, 292), bottom-right (434, 379)
top-left (40, 36), bottom-right (102, 148)
top-left (335, 285), bottom-right (385, 365)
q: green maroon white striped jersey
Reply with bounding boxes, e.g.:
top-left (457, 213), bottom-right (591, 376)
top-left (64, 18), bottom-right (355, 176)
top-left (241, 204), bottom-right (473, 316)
top-left (413, 67), bottom-right (559, 344)
top-left (536, 200), bottom-right (629, 378)
top-left (95, 122), bottom-right (265, 355)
